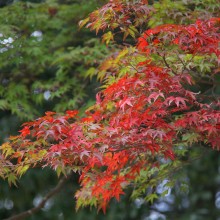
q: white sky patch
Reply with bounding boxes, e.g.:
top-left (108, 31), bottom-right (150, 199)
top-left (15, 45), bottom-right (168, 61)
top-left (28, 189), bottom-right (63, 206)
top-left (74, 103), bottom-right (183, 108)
top-left (44, 90), bottom-right (51, 100)
top-left (0, 36), bottom-right (14, 53)
top-left (157, 179), bottom-right (171, 195)
top-left (33, 194), bottom-right (53, 211)
top-left (0, 37), bottom-right (13, 45)
top-left (31, 30), bottom-right (43, 41)
top-left (144, 211), bottom-right (166, 220)
top-left (4, 199), bottom-right (14, 210)
top-left (216, 191), bottom-right (220, 209)
top-left (134, 198), bottom-right (145, 208)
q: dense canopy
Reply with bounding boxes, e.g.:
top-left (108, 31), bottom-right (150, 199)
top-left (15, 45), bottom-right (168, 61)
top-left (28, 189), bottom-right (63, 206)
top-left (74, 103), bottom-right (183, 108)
top-left (0, 0), bottom-right (220, 219)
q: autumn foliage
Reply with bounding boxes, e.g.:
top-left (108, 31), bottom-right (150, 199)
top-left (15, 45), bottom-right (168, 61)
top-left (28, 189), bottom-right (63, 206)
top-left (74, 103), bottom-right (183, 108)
top-left (1, 0), bottom-right (220, 212)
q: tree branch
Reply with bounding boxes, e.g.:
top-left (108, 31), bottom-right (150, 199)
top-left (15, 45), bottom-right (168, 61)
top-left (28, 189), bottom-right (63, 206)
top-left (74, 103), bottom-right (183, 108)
top-left (4, 173), bottom-right (72, 220)
top-left (161, 54), bottom-right (177, 75)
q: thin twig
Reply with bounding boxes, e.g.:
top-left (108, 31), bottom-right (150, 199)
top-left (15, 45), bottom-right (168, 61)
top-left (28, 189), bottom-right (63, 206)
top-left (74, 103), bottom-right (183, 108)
top-left (4, 173), bottom-right (72, 220)
top-left (161, 54), bottom-right (177, 75)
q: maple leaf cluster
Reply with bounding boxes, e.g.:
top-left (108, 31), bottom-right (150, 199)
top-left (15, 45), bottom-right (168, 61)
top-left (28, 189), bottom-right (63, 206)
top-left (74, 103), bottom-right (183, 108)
top-left (0, 0), bottom-right (220, 213)
top-left (138, 18), bottom-right (220, 57)
top-left (79, 0), bottom-right (151, 41)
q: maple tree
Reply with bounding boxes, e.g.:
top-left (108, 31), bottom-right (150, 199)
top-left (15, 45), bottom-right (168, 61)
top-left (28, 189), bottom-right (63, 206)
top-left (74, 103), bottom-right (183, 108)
top-left (0, 0), bottom-right (220, 217)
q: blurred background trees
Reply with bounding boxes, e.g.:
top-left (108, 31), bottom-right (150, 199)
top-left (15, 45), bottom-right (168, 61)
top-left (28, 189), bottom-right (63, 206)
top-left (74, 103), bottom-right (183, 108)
top-left (0, 0), bottom-right (220, 219)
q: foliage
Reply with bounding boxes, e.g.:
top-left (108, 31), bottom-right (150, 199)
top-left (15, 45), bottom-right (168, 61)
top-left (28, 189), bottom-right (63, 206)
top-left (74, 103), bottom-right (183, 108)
top-left (81, 0), bottom-right (220, 42)
top-left (0, 0), bottom-right (108, 120)
top-left (0, 0), bottom-right (220, 217)
top-left (0, 0), bottom-right (111, 219)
